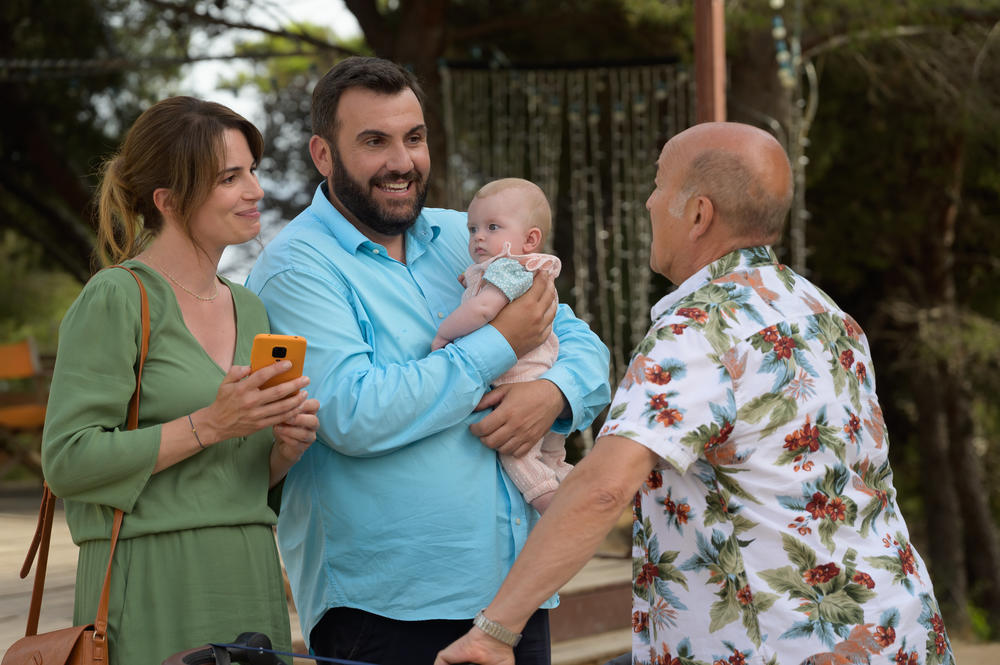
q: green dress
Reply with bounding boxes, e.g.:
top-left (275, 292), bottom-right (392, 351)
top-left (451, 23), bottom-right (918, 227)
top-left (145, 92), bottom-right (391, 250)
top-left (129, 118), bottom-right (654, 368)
top-left (41, 261), bottom-right (292, 665)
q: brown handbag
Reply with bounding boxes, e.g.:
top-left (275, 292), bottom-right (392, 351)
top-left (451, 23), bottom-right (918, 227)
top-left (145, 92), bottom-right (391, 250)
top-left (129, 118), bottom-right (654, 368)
top-left (2, 266), bottom-right (149, 665)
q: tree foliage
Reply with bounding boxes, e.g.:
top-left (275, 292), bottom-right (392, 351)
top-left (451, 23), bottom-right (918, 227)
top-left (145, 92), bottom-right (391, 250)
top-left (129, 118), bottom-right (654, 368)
top-left (2, 0), bottom-right (1000, 635)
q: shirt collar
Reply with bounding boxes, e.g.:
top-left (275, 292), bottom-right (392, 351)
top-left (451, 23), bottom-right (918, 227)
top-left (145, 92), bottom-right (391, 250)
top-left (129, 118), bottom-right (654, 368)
top-left (310, 181), bottom-right (441, 258)
top-left (650, 245), bottom-right (780, 321)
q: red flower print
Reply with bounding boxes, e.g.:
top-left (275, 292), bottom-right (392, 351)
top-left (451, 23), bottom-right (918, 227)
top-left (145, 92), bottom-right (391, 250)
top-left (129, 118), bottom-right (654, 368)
top-left (714, 660), bottom-right (728, 665)
top-left (676, 307), bottom-right (708, 323)
top-left (935, 633), bottom-right (948, 655)
top-left (632, 610), bottom-right (648, 633)
top-left (898, 544), bottom-right (917, 576)
top-left (671, 324), bottom-right (687, 335)
top-left (855, 362), bottom-right (867, 383)
top-left (784, 417), bottom-right (820, 453)
top-left (662, 492), bottom-right (691, 524)
top-left (844, 413), bottom-right (861, 443)
top-left (840, 349), bottom-right (854, 371)
top-left (656, 408), bottom-right (684, 427)
top-left (761, 326), bottom-right (779, 343)
top-left (931, 614), bottom-right (945, 634)
top-left (806, 492), bottom-right (828, 519)
top-left (651, 646), bottom-right (682, 665)
top-left (649, 394), bottom-right (671, 411)
top-left (825, 497), bottom-right (846, 522)
top-left (774, 336), bottom-right (796, 359)
top-left (852, 571), bottom-right (875, 589)
top-left (803, 562), bottom-right (840, 585)
top-left (645, 364), bottom-right (673, 385)
top-left (705, 422), bottom-right (734, 451)
top-left (844, 316), bottom-right (862, 339)
top-left (728, 649), bottom-right (746, 665)
top-left (636, 562), bottom-right (659, 587)
top-left (737, 585), bottom-right (754, 605)
top-left (894, 648), bottom-right (918, 665)
top-left (645, 470), bottom-right (663, 490)
top-left (874, 625), bottom-right (895, 647)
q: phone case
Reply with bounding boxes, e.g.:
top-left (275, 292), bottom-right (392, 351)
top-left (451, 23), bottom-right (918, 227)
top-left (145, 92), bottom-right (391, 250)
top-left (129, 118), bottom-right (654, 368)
top-left (250, 334), bottom-right (307, 389)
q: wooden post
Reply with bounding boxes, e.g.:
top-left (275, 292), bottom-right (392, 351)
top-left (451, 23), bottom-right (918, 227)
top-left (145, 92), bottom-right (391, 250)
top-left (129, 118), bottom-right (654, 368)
top-left (694, 0), bottom-right (726, 122)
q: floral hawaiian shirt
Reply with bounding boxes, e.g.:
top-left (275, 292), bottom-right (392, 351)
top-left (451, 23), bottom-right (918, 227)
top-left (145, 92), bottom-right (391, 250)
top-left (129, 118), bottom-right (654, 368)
top-left (598, 247), bottom-right (954, 665)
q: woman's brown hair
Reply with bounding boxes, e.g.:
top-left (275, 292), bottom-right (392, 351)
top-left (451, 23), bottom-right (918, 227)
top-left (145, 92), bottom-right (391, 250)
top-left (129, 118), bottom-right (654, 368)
top-left (95, 96), bottom-right (263, 267)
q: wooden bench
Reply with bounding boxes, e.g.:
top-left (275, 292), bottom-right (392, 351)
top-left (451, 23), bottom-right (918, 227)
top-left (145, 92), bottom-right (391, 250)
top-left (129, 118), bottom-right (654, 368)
top-left (0, 338), bottom-right (48, 478)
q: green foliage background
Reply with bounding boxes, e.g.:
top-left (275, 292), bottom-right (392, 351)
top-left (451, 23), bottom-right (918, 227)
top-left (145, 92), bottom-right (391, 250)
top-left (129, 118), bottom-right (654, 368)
top-left (2, 0), bottom-right (999, 637)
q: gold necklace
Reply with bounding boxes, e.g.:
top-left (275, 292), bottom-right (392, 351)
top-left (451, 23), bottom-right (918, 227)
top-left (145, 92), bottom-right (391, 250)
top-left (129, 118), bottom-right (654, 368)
top-left (143, 256), bottom-right (220, 302)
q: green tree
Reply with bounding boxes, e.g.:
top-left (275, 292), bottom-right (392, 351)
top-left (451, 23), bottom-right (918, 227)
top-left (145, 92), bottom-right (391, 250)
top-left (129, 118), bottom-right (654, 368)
top-left (732, 1), bottom-right (1000, 636)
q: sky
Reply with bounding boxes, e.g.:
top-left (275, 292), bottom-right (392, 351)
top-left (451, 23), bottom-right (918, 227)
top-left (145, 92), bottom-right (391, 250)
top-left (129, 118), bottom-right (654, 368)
top-left (182, 0), bottom-right (361, 125)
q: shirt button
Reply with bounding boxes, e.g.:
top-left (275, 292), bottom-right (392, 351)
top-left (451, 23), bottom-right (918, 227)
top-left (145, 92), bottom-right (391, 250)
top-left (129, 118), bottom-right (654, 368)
top-left (438, 312), bottom-right (444, 319)
top-left (372, 249), bottom-right (380, 255)
top-left (515, 518), bottom-right (522, 525)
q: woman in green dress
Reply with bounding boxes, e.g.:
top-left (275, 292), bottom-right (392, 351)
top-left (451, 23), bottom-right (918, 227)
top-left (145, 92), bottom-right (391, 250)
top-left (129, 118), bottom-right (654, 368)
top-left (41, 96), bottom-right (320, 665)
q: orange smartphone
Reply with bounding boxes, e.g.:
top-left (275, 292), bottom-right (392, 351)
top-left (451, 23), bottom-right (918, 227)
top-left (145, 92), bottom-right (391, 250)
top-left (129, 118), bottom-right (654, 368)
top-left (250, 334), bottom-right (307, 389)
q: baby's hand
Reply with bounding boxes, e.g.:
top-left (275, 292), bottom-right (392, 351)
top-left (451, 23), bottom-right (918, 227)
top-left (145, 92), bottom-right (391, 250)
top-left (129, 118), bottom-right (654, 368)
top-left (431, 335), bottom-right (450, 351)
top-left (457, 273), bottom-right (467, 287)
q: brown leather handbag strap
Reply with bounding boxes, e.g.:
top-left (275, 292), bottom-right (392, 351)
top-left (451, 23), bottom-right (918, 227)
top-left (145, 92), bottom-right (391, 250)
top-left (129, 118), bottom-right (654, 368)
top-left (20, 265), bottom-right (150, 642)
top-left (22, 484), bottom-right (56, 636)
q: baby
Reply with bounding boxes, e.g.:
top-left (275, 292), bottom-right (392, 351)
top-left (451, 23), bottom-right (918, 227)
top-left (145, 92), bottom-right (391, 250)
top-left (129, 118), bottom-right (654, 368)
top-left (432, 178), bottom-right (571, 513)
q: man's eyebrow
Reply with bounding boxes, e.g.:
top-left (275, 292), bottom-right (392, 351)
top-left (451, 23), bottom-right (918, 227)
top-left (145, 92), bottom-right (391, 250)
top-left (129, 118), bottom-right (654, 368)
top-left (355, 124), bottom-right (427, 140)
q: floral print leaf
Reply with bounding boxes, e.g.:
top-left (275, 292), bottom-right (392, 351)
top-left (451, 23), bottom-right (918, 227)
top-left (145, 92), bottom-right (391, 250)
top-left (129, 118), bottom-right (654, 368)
top-left (609, 402), bottom-right (628, 421)
top-left (708, 591), bottom-right (741, 633)
top-left (759, 565), bottom-right (819, 600)
top-left (738, 392), bottom-right (785, 424)
top-left (655, 325), bottom-right (677, 342)
top-left (710, 251), bottom-right (741, 279)
top-left (780, 619), bottom-right (821, 642)
top-left (816, 589), bottom-right (866, 625)
top-left (818, 519), bottom-right (840, 554)
top-left (775, 261), bottom-right (796, 292)
top-left (782, 531), bottom-right (817, 570)
top-left (636, 335), bottom-right (657, 357)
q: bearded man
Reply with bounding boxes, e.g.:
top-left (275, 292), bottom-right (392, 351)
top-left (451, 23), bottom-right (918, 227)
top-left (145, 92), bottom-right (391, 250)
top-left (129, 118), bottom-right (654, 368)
top-left (246, 56), bottom-right (610, 665)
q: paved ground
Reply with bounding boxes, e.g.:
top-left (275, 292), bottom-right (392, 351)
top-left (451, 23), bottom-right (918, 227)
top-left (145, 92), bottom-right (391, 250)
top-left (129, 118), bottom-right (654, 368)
top-left (2, 487), bottom-right (997, 664)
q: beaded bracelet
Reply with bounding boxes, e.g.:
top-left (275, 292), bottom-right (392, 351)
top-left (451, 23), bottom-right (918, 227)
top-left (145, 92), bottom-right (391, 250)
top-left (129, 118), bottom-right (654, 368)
top-left (188, 413), bottom-right (206, 449)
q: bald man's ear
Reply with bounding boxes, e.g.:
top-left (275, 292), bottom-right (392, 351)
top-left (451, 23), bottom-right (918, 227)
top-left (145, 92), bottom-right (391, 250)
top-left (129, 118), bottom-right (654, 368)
top-left (309, 135), bottom-right (335, 178)
top-left (688, 195), bottom-right (715, 240)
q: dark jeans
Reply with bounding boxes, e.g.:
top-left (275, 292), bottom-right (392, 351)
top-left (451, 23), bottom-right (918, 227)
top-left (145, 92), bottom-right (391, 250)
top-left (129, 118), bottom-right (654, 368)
top-left (310, 606), bottom-right (551, 665)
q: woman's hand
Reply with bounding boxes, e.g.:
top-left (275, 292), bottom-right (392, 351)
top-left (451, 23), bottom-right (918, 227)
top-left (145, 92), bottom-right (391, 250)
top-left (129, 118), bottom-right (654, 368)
top-left (197, 361), bottom-right (310, 445)
top-left (270, 397), bottom-right (320, 486)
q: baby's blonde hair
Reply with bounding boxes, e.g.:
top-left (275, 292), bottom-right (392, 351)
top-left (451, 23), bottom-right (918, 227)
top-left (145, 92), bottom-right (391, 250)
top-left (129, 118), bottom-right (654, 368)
top-left (473, 178), bottom-right (552, 242)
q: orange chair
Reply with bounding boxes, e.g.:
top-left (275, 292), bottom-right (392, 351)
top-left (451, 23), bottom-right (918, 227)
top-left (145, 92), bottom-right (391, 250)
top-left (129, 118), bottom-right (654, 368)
top-left (0, 338), bottom-right (48, 477)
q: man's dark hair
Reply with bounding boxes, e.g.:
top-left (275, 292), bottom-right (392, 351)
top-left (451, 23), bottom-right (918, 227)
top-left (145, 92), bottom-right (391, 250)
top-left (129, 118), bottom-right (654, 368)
top-left (311, 56), bottom-right (425, 142)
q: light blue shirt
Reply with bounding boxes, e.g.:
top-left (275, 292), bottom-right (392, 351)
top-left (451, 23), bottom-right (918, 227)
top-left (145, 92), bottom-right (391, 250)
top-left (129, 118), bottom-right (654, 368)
top-left (246, 184), bottom-right (611, 646)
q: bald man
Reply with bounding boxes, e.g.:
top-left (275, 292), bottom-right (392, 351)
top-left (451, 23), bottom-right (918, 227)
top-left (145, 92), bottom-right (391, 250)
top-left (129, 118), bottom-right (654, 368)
top-left (435, 123), bottom-right (954, 665)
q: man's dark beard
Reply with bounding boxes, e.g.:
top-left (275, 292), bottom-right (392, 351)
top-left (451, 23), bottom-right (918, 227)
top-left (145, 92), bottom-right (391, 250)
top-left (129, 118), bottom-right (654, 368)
top-left (330, 149), bottom-right (428, 236)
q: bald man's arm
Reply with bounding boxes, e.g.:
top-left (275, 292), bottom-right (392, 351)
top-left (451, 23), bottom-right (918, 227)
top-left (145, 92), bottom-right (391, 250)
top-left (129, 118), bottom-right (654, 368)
top-left (434, 435), bottom-right (659, 665)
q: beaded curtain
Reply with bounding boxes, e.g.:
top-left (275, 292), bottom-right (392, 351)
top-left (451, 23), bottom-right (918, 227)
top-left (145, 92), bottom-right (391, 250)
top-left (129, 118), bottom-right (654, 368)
top-left (441, 63), bottom-right (697, 419)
